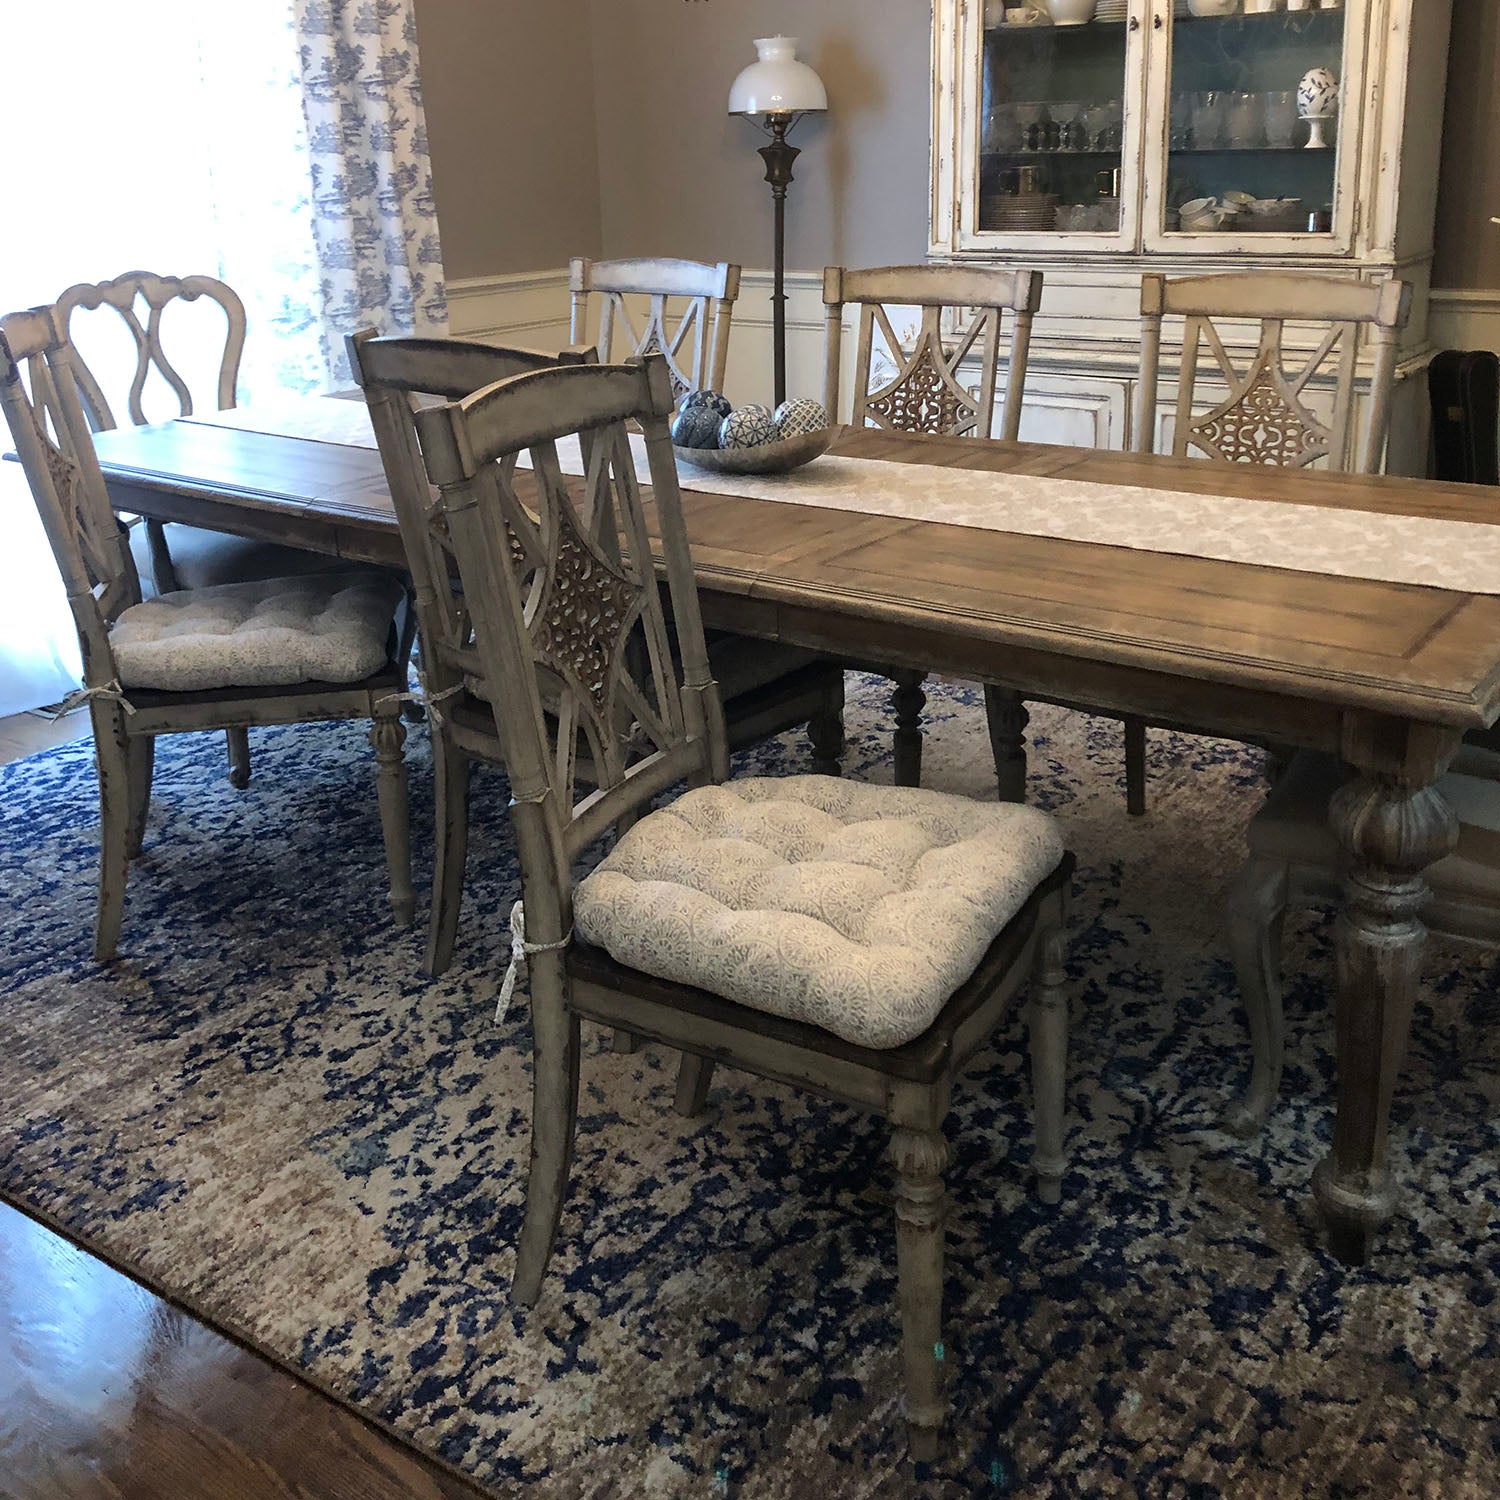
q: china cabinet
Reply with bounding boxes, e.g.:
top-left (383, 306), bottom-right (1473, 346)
top-left (930, 0), bottom-right (1454, 472)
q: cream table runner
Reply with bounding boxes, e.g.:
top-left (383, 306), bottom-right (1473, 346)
top-left (193, 400), bottom-right (1500, 596)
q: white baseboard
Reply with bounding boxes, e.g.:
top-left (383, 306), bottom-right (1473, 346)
top-left (1428, 289), bottom-right (1500, 353)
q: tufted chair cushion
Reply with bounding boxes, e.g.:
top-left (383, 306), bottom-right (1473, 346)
top-left (575, 776), bottom-right (1064, 1049)
top-left (111, 572), bottom-right (405, 691)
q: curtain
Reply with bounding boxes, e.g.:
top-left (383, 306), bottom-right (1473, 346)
top-left (291, 0), bottom-right (448, 388)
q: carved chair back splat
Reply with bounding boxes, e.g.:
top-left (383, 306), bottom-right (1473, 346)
top-left (823, 264), bottom-right (1043, 441)
top-left (1135, 272), bottom-right (1413, 476)
top-left (569, 257), bottom-right (741, 401)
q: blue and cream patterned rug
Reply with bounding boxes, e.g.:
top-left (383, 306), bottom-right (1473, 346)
top-left (2, 675), bottom-right (1498, 1498)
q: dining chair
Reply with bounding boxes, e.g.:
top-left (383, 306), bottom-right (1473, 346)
top-left (413, 351), bottom-right (1074, 1459)
top-left (0, 307), bottom-right (413, 960)
top-left (568, 257), bottom-right (739, 400)
top-left (822, 262), bottom-right (1044, 791)
top-left (1226, 739), bottom-right (1500, 1136)
top-left (346, 329), bottom-right (844, 978)
top-left (49, 270), bottom-right (389, 790)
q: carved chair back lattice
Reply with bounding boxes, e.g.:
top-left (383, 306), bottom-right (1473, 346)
top-left (50, 270), bottom-right (246, 433)
top-left (346, 330), bottom-right (598, 712)
top-left (569, 258), bottom-right (740, 401)
top-left (0, 307), bottom-right (141, 687)
top-left (1135, 272), bottom-right (1412, 476)
top-left (823, 265), bottom-right (1043, 441)
top-left (413, 354), bottom-right (729, 887)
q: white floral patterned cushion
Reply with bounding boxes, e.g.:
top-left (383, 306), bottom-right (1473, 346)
top-left (111, 573), bottom-right (405, 692)
top-left (574, 776), bottom-right (1064, 1049)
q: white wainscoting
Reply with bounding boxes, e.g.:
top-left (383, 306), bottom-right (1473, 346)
top-left (444, 270), bottom-right (572, 348)
top-left (1429, 290), bottom-right (1500, 355)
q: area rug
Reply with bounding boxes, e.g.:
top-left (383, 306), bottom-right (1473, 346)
top-left (2, 675), bottom-right (1498, 1498)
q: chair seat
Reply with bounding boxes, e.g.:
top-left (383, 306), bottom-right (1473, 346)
top-left (129, 521), bottom-right (352, 597)
top-left (574, 775), bottom-right (1064, 1049)
top-left (703, 632), bottom-right (819, 699)
top-left (1250, 748), bottom-right (1500, 907)
top-left (111, 572), bottom-right (405, 692)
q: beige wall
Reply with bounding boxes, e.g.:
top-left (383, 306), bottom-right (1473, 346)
top-left (420, 1), bottom-right (1498, 294)
top-left (1433, 0), bottom-right (1500, 291)
top-left (415, 0), bottom-right (602, 280)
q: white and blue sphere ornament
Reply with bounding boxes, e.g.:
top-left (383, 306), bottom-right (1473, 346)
top-left (719, 404), bottom-right (776, 450)
top-left (678, 389), bottom-right (732, 420)
top-left (772, 397), bottom-right (829, 440)
top-left (670, 406), bottom-right (721, 448)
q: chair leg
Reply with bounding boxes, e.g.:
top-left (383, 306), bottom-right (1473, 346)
top-left (890, 1123), bottom-right (949, 1462)
top-left (1226, 854), bottom-right (1291, 1137)
top-left (425, 733), bottom-right (471, 975)
top-left (513, 968), bottom-right (581, 1308)
top-left (91, 706), bottom-right (133, 962)
top-left (225, 727), bottom-right (251, 790)
top-left (673, 1053), bottom-right (715, 1117)
top-left (397, 593), bottom-right (424, 724)
top-left (611, 1029), bottom-right (645, 1054)
top-left (890, 670), bottom-right (926, 788)
top-left (369, 706), bottom-right (414, 928)
top-left (983, 686), bottom-right (1028, 804)
top-left (808, 673), bottom-right (846, 777)
top-left (1124, 717), bottom-right (1147, 816)
top-left (125, 734), bottom-right (155, 861)
top-left (1028, 892), bottom-right (1069, 1204)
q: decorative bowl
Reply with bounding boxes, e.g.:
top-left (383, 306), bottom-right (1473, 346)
top-left (673, 427), bottom-right (835, 477)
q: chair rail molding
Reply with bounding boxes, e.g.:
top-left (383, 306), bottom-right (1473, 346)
top-left (444, 270), bottom-right (572, 346)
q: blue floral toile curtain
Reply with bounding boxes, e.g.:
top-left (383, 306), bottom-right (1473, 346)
top-left (291, 0), bottom-right (448, 387)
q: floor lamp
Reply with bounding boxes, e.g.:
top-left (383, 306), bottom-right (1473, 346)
top-left (728, 37), bottom-right (827, 408)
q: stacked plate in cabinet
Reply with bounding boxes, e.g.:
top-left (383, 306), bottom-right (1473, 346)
top-left (1094, 0), bottom-right (1128, 20)
top-left (980, 193), bottom-right (1059, 231)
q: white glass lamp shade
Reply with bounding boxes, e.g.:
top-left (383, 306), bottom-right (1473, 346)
top-left (727, 36), bottom-right (827, 117)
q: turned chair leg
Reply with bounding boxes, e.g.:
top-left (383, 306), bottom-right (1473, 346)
top-left (1028, 894), bottom-right (1070, 1203)
top-left (673, 1053), bottom-right (715, 1117)
top-left (91, 705), bottom-right (133, 962)
top-left (1226, 854), bottom-right (1291, 1136)
top-left (890, 670), bottom-right (926, 788)
top-left (983, 686), bottom-right (1029, 804)
top-left (513, 967), bottom-right (581, 1307)
top-left (125, 733), bottom-right (155, 861)
top-left (425, 733), bottom-right (471, 974)
top-left (890, 1123), bottom-right (949, 1462)
top-left (225, 727), bottom-right (251, 790)
top-left (369, 705), bottom-right (414, 928)
top-left (1124, 717), bottom-right (1147, 816)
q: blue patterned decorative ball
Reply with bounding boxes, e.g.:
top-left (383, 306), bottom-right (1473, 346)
top-left (678, 389), bottom-right (732, 420)
top-left (719, 404), bottom-right (776, 450)
top-left (772, 398), bottom-right (829, 440)
top-left (670, 406), bottom-right (721, 448)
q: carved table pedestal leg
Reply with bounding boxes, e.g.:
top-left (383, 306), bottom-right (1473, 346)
top-left (983, 686), bottom-right (1029, 804)
top-left (890, 671), bottom-right (927, 788)
top-left (1313, 747), bottom-right (1457, 1264)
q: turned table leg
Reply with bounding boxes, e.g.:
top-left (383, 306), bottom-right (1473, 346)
top-left (983, 686), bottom-right (1029, 804)
top-left (1313, 757), bottom-right (1457, 1264)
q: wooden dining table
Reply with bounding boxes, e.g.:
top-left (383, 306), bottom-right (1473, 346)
top-left (92, 407), bottom-right (1500, 1266)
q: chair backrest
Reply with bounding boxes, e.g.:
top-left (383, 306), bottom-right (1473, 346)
top-left (50, 270), bottom-right (247, 433)
top-left (346, 330), bottom-right (597, 706)
top-left (1135, 272), bottom-right (1412, 475)
top-left (0, 308), bottom-right (139, 684)
top-left (413, 354), bottom-right (728, 902)
top-left (822, 264), bottom-right (1043, 442)
top-left (569, 257), bottom-right (740, 400)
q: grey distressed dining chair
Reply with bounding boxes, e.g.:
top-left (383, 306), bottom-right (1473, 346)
top-left (49, 270), bottom-right (392, 790)
top-left (569, 257), bottom-right (739, 400)
top-left (347, 329), bottom-right (843, 978)
top-left (1226, 738), bottom-right (1500, 1136)
top-left (413, 350), bottom-right (1074, 1459)
top-left (0, 307), bottom-right (413, 960)
top-left (822, 262), bottom-right (1044, 791)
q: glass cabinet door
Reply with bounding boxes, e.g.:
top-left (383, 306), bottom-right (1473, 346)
top-left (976, 0), bottom-right (1143, 243)
top-left (1148, 0), bottom-right (1366, 248)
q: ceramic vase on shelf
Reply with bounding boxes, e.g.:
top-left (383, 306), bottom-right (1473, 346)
top-left (1297, 66), bottom-right (1338, 149)
top-left (1042, 0), bottom-right (1096, 22)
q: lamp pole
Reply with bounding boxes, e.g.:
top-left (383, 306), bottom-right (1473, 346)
top-left (759, 114), bottom-right (799, 409)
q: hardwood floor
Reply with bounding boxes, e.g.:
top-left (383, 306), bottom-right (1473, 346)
top-left (0, 1201), bottom-right (490, 1500)
top-left (0, 708), bottom-right (89, 766)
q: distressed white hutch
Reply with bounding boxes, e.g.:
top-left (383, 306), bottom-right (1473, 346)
top-left (929, 0), bottom-right (1454, 472)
